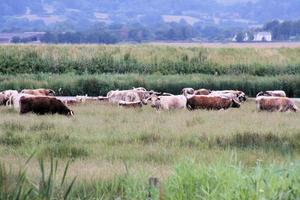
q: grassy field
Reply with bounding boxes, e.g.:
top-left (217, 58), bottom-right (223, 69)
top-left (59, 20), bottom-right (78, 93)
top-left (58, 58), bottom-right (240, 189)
top-left (0, 101), bottom-right (300, 199)
top-left (1, 45), bottom-right (300, 75)
top-left (1, 44), bottom-right (300, 199)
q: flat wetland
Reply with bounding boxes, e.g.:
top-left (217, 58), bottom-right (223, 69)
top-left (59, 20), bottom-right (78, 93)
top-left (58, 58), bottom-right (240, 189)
top-left (1, 100), bottom-right (300, 199)
top-left (1, 43), bottom-right (300, 199)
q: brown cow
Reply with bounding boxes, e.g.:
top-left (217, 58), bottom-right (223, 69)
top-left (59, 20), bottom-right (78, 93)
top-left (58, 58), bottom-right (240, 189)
top-left (20, 96), bottom-right (74, 116)
top-left (256, 96), bottom-right (298, 112)
top-left (186, 95), bottom-right (241, 110)
top-left (21, 89), bottom-right (55, 96)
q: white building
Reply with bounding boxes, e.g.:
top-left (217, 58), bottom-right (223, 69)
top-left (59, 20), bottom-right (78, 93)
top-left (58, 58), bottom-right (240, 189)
top-left (253, 32), bottom-right (272, 42)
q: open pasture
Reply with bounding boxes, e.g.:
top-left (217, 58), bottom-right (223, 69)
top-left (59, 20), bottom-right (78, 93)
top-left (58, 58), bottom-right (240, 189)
top-left (1, 44), bottom-right (300, 199)
top-left (0, 100), bottom-right (300, 199)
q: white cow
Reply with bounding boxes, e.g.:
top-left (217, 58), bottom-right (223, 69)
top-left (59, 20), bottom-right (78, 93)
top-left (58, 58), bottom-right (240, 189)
top-left (0, 90), bottom-right (18, 106)
top-left (7, 93), bottom-right (35, 111)
top-left (150, 95), bottom-right (187, 110)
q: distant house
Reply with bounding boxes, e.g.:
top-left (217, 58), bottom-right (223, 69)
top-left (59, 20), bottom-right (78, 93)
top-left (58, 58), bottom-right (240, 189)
top-left (253, 32), bottom-right (272, 42)
top-left (232, 31), bottom-right (272, 42)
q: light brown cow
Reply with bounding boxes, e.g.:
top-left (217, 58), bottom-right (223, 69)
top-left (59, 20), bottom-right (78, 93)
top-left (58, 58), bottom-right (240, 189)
top-left (150, 95), bottom-right (187, 110)
top-left (256, 96), bottom-right (298, 112)
top-left (194, 89), bottom-right (211, 95)
top-left (186, 95), bottom-right (241, 110)
top-left (256, 90), bottom-right (286, 97)
top-left (21, 89), bottom-right (55, 96)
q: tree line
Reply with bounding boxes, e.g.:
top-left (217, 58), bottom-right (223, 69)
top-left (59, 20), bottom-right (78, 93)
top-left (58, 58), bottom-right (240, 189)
top-left (10, 21), bottom-right (238, 44)
top-left (263, 20), bottom-right (300, 40)
top-left (10, 19), bottom-right (300, 44)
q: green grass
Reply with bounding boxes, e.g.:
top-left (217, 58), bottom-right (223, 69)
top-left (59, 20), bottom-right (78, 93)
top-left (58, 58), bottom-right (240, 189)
top-left (1, 45), bottom-right (300, 75)
top-left (0, 101), bottom-right (300, 199)
top-left (1, 73), bottom-right (300, 97)
top-left (1, 44), bottom-right (300, 199)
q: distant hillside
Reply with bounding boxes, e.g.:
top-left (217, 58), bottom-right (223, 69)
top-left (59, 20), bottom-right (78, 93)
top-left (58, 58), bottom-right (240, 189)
top-left (1, 0), bottom-right (300, 32)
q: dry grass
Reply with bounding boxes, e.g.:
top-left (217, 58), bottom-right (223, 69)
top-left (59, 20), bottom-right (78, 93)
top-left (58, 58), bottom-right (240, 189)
top-left (0, 101), bottom-right (299, 182)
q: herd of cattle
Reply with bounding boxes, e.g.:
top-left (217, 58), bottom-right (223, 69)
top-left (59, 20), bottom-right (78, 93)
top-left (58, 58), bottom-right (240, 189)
top-left (0, 87), bottom-right (298, 116)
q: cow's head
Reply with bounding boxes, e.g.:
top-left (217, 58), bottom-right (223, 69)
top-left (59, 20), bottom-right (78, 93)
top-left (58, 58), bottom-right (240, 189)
top-left (141, 99), bottom-right (148, 105)
top-left (237, 91), bottom-right (247, 102)
top-left (290, 104), bottom-right (299, 112)
top-left (231, 98), bottom-right (241, 108)
top-left (47, 89), bottom-right (56, 96)
top-left (256, 91), bottom-right (264, 97)
top-left (182, 88), bottom-right (195, 96)
top-left (67, 110), bottom-right (75, 117)
top-left (149, 95), bottom-right (161, 109)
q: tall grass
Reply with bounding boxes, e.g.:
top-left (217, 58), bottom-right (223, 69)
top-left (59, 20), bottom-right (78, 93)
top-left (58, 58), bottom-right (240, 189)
top-left (1, 73), bottom-right (300, 97)
top-left (1, 45), bottom-right (300, 75)
top-left (0, 101), bottom-right (299, 199)
top-left (2, 157), bottom-right (300, 199)
top-left (164, 160), bottom-right (300, 200)
top-left (0, 156), bottom-right (76, 200)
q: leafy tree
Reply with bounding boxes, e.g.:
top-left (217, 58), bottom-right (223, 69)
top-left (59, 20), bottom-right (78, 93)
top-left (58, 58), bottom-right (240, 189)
top-left (11, 36), bottom-right (21, 43)
top-left (235, 32), bottom-right (244, 42)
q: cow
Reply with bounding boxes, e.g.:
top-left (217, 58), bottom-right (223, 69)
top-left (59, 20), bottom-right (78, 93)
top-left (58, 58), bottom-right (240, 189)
top-left (256, 96), bottom-right (298, 112)
top-left (181, 88), bottom-right (195, 96)
top-left (106, 88), bottom-right (154, 104)
top-left (7, 93), bottom-right (35, 110)
top-left (76, 95), bottom-right (100, 104)
top-left (150, 95), bottom-right (187, 110)
top-left (118, 100), bottom-right (146, 108)
top-left (0, 90), bottom-right (18, 105)
top-left (20, 96), bottom-right (74, 116)
top-left (210, 90), bottom-right (247, 102)
top-left (256, 90), bottom-right (286, 97)
top-left (98, 96), bottom-right (109, 101)
top-left (194, 88), bottom-right (211, 95)
top-left (0, 93), bottom-right (5, 105)
top-left (186, 95), bottom-right (241, 110)
top-left (62, 99), bottom-right (78, 106)
top-left (76, 95), bottom-right (88, 103)
top-left (21, 89), bottom-right (55, 96)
